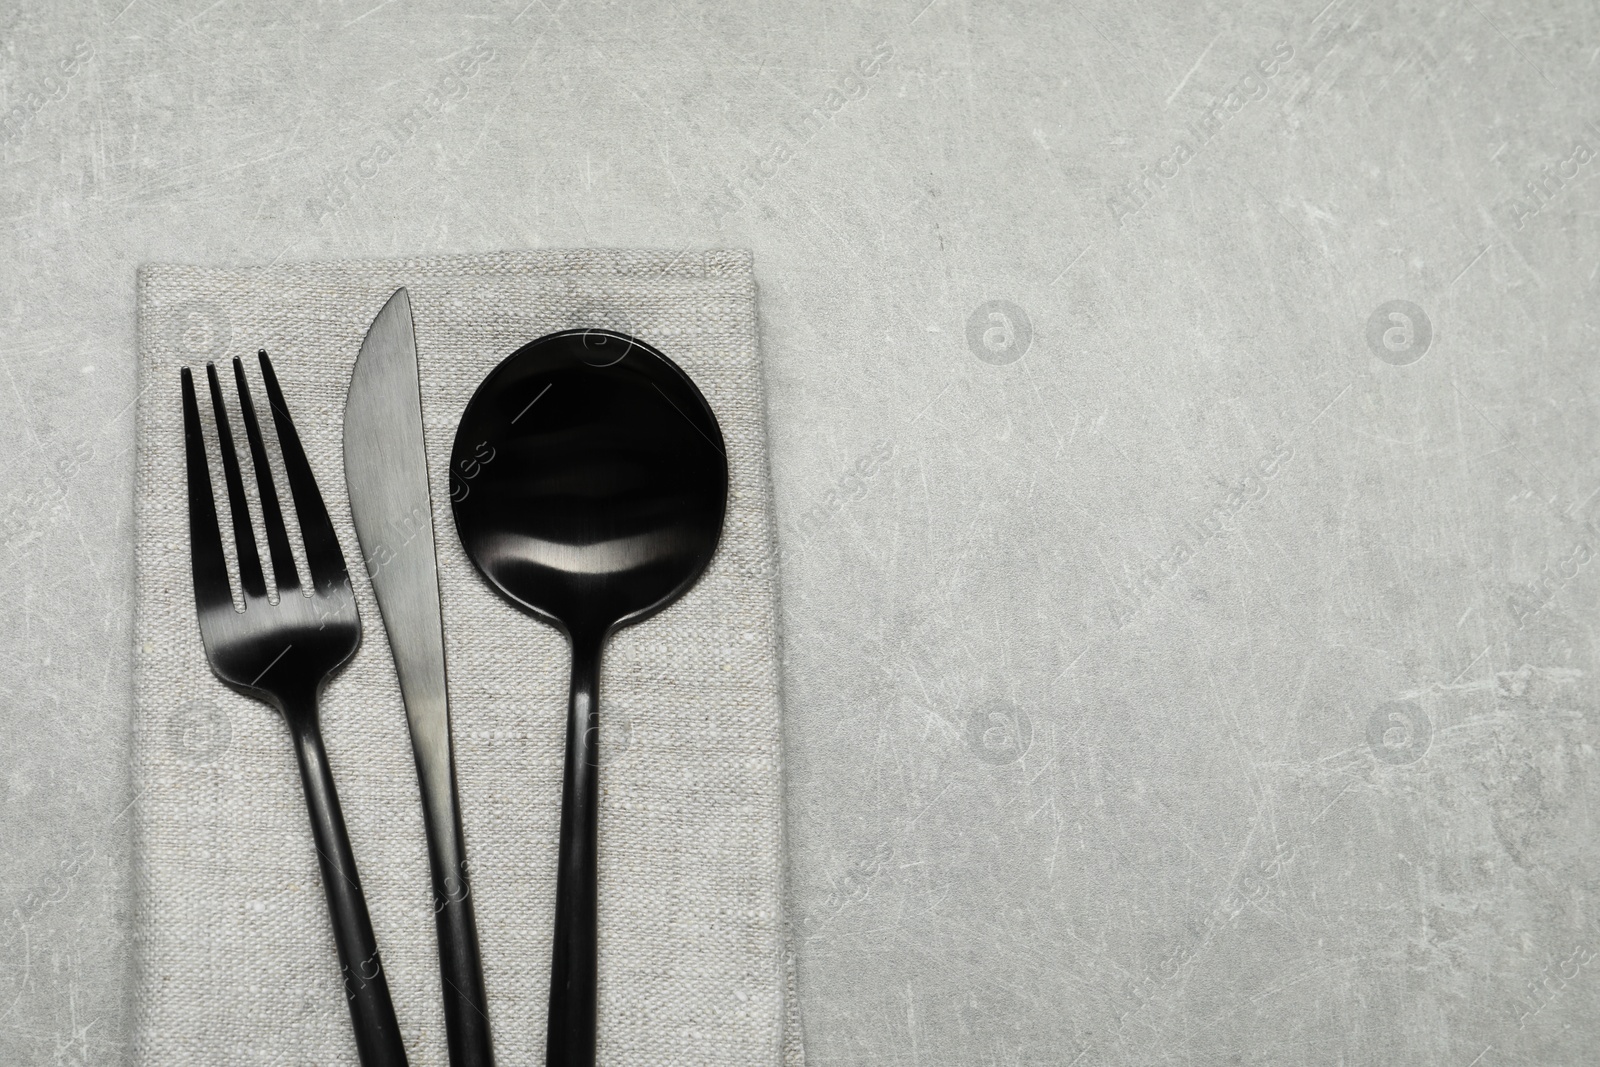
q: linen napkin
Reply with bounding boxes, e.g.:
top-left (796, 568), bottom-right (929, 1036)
top-left (131, 249), bottom-right (802, 1066)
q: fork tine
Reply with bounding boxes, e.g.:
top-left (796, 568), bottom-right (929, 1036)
top-left (182, 368), bottom-right (235, 616)
top-left (206, 362), bottom-right (268, 600)
top-left (257, 350), bottom-right (349, 590)
top-left (232, 357), bottom-right (301, 594)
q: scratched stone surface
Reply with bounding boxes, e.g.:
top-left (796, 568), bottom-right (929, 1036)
top-left (2, 0), bottom-right (1599, 1064)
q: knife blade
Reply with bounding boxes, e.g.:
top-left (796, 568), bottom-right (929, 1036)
top-left (344, 288), bottom-right (494, 1067)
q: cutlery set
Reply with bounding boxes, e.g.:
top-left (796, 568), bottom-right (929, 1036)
top-left (180, 289), bottom-right (728, 1067)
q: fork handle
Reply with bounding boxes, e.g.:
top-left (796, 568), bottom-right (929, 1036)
top-left (291, 717), bottom-right (410, 1067)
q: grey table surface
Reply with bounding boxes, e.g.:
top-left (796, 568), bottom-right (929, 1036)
top-left (3, 1), bottom-right (1598, 1064)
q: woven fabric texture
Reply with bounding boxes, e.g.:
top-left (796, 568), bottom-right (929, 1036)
top-left (131, 249), bottom-right (800, 1066)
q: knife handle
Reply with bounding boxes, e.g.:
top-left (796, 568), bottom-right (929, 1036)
top-left (546, 636), bottom-right (602, 1067)
top-left (426, 799), bottom-right (495, 1066)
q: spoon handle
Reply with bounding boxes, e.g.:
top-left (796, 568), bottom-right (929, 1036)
top-left (546, 637), bottom-right (602, 1067)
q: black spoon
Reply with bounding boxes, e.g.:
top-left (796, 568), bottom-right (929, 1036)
top-left (450, 329), bottom-right (728, 1067)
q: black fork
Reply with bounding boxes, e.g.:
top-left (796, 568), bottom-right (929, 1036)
top-left (182, 351), bottom-right (409, 1067)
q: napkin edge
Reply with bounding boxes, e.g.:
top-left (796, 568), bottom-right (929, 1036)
top-left (136, 247), bottom-right (754, 286)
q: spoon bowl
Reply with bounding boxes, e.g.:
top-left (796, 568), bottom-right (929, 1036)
top-left (450, 328), bottom-right (727, 1067)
